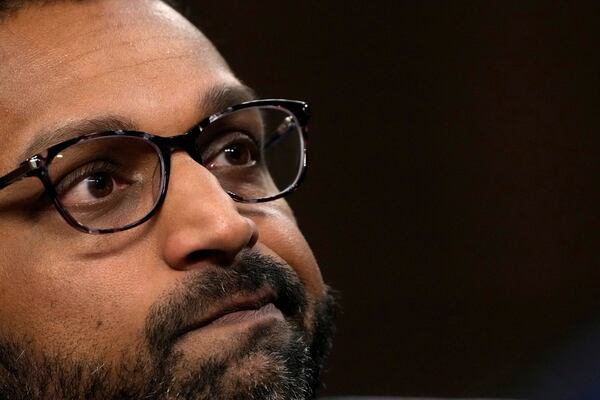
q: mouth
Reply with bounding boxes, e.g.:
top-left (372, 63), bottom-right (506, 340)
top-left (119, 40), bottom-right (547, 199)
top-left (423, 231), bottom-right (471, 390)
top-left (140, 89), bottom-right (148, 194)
top-left (175, 289), bottom-right (285, 338)
top-left (207, 302), bottom-right (283, 328)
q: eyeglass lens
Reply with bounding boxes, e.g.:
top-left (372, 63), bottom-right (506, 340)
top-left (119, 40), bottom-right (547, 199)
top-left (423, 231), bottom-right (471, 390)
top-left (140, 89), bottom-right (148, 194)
top-left (46, 105), bottom-right (304, 231)
top-left (48, 136), bottom-right (163, 231)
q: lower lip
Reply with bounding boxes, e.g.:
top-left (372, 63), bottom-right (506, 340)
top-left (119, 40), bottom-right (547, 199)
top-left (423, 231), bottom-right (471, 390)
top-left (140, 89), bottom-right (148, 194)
top-left (207, 303), bottom-right (285, 328)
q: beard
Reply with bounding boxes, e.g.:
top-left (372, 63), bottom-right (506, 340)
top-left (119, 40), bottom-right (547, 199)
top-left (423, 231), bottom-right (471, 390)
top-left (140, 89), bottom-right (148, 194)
top-left (0, 250), bottom-right (337, 400)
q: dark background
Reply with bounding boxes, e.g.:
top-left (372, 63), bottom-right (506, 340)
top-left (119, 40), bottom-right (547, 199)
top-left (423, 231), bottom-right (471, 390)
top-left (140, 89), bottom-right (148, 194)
top-left (186, 1), bottom-right (599, 398)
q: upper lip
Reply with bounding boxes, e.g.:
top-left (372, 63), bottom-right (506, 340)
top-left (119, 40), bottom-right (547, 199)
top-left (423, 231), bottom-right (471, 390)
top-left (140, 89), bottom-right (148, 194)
top-left (175, 288), bottom-right (278, 338)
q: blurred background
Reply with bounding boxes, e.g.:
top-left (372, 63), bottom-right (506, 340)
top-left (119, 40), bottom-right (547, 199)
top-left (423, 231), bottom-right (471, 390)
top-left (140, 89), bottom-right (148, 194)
top-left (185, 1), bottom-right (599, 398)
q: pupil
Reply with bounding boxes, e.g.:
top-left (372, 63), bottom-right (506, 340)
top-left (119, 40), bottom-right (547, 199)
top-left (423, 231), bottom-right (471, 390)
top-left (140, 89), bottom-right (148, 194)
top-left (225, 145), bottom-right (246, 164)
top-left (86, 173), bottom-right (113, 198)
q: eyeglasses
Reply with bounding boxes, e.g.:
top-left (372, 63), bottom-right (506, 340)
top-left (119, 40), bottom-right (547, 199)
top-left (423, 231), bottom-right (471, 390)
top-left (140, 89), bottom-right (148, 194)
top-left (0, 99), bottom-right (309, 234)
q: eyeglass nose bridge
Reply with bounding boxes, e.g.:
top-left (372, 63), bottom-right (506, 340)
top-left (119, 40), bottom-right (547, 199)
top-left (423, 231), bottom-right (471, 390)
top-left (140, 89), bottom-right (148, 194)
top-left (157, 130), bottom-right (205, 166)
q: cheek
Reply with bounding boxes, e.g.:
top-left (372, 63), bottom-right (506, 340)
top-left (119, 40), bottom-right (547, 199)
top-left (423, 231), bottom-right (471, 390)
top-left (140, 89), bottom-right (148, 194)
top-left (252, 204), bottom-right (326, 298)
top-left (0, 228), bottom-right (159, 357)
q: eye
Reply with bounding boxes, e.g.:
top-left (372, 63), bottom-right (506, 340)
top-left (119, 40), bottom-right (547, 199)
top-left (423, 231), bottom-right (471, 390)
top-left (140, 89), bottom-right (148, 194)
top-left (55, 162), bottom-right (130, 207)
top-left (70, 172), bottom-right (115, 200)
top-left (206, 133), bottom-right (260, 169)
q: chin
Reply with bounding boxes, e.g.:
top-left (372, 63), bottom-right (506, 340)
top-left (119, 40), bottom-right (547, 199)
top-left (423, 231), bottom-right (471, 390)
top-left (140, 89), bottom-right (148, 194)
top-left (165, 319), bottom-right (315, 399)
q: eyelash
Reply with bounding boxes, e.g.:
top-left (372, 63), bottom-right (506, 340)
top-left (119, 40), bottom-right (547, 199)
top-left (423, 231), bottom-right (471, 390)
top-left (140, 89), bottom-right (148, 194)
top-left (202, 130), bottom-right (262, 162)
top-left (54, 161), bottom-right (121, 195)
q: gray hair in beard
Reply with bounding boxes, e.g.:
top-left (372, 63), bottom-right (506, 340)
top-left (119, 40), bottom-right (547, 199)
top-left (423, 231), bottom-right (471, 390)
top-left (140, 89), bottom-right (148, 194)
top-left (0, 249), bottom-right (338, 399)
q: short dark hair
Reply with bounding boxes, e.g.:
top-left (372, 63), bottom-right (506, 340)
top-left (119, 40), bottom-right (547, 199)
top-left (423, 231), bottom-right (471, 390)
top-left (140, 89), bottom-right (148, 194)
top-left (0, 0), bottom-right (181, 20)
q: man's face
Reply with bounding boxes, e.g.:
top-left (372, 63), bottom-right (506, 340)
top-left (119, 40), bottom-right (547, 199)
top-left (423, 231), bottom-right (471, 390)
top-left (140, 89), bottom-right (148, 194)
top-left (0, 1), bottom-right (334, 398)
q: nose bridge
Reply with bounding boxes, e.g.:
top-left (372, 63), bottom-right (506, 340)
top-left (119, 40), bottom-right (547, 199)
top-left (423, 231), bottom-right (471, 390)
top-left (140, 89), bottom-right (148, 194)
top-left (156, 151), bottom-right (258, 269)
top-left (167, 152), bottom-right (227, 207)
top-left (161, 131), bottom-right (204, 166)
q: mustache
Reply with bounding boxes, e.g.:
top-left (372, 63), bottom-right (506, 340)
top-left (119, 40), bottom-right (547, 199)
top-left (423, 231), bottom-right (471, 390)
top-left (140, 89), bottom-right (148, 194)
top-left (144, 249), bottom-right (308, 356)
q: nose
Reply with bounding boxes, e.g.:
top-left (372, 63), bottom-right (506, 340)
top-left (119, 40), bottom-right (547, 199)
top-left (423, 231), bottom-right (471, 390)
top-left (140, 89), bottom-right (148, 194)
top-left (156, 154), bottom-right (259, 270)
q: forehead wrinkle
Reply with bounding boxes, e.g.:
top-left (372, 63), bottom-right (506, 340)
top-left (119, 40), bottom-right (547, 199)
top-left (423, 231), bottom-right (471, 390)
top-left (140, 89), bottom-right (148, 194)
top-left (0, 44), bottom-right (215, 120)
top-left (54, 34), bottom-right (202, 72)
top-left (1, 34), bottom-right (207, 93)
top-left (69, 52), bottom-right (202, 88)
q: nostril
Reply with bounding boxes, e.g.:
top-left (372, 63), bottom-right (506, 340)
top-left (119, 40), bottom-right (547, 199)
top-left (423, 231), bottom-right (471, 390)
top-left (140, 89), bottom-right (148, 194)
top-left (247, 228), bottom-right (259, 248)
top-left (185, 249), bottom-right (232, 267)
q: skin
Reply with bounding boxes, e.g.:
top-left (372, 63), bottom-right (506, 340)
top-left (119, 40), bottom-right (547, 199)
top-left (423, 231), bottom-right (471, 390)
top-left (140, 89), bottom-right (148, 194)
top-left (0, 0), bottom-right (328, 396)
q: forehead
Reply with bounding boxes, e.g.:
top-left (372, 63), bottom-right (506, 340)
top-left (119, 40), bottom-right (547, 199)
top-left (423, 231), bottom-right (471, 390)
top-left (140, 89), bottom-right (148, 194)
top-left (0, 0), bottom-right (239, 171)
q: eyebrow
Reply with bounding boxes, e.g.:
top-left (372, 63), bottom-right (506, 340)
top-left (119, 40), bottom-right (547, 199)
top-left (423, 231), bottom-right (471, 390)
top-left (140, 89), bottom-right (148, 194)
top-left (18, 83), bottom-right (257, 162)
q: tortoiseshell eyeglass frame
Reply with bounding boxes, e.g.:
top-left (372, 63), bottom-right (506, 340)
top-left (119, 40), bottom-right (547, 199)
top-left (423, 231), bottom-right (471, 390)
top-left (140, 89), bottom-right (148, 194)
top-left (0, 99), bottom-right (310, 234)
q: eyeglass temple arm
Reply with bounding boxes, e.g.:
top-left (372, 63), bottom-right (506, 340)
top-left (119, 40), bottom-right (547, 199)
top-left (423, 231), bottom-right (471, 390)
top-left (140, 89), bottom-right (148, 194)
top-left (0, 157), bottom-right (43, 190)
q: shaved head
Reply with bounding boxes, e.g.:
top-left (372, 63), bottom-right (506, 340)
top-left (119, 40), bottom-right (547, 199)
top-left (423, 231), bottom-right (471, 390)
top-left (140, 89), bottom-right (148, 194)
top-left (0, 0), bottom-right (179, 19)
